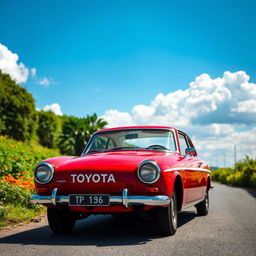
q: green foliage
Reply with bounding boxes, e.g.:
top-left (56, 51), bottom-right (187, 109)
top-left (59, 113), bottom-right (107, 155)
top-left (0, 136), bottom-right (60, 177)
top-left (0, 71), bottom-right (37, 142)
top-left (0, 181), bottom-right (39, 210)
top-left (37, 110), bottom-right (60, 148)
top-left (85, 113), bottom-right (108, 140)
top-left (211, 168), bottom-right (234, 184)
top-left (0, 205), bottom-right (8, 219)
top-left (211, 156), bottom-right (256, 188)
top-left (0, 136), bottom-right (52, 226)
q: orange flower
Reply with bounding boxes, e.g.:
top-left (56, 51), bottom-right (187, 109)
top-left (2, 173), bottom-right (35, 190)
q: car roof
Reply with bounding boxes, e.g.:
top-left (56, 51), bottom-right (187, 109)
top-left (96, 126), bottom-right (176, 133)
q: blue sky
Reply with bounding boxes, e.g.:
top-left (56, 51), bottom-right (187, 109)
top-left (0, 0), bottom-right (256, 166)
top-left (1, 0), bottom-right (255, 116)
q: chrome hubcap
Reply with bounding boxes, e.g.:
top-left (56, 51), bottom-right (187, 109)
top-left (171, 197), bottom-right (177, 226)
top-left (205, 194), bottom-right (209, 209)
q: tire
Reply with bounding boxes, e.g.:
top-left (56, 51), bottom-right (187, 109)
top-left (47, 207), bottom-right (76, 234)
top-left (196, 191), bottom-right (209, 216)
top-left (156, 189), bottom-right (178, 236)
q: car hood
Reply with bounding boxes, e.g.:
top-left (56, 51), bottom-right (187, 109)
top-left (39, 151), bottom-right (181, 194)
top-left (46, 150), bottom-right (179, 172)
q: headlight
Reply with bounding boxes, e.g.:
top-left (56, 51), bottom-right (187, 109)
top-left (34, 162), bottom-right (54, 184)
top-left (137, 160), bottom-right (160, 184)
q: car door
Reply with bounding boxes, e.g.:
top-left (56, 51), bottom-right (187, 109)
top-left (178, 132), bottom-right (202, 203)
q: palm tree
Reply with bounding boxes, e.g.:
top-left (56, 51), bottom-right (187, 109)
top-left (84, 113), bottom-right (108, 142)
top-left (59, 114), bottom-right (107, 155)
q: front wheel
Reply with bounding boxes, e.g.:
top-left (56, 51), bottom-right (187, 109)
top-left (196, 191), bottom-right (209, 216)
top-left (47, 207), bottom-right (76, 234)
top-left (156, 189), bottom-right (178, 236)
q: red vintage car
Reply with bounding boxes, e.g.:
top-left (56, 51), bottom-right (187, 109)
top-left (31, 126), bottom-right (211, 236)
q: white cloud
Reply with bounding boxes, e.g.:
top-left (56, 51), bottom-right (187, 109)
top-left (0, 43), bottom-right (29, 83)
top-left (38, 77), bottom-right (50, 86)
top-left (102, 110), bottom-right (134, 127)
top-left (232, 99), bottom-right (256, 113)
top-left (0, 43), bottom-right (57, 86)
top-left (37, 77), bottom-right (59, 86)
top-left (102, 71), bottom-right (256, 167)
top-left (196, 126), bottom-right (256, 167)
top-left (43, 103), bottom-right (63, 116)
top-left (105, 70), bottom-right (256, 127)
top-left (30, 67), bottom-right (37, 78)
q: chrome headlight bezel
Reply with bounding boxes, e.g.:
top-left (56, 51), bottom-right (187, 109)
top-left (137, 160), bottom-right (161, 184)
top-left (34, 162), bottom-right (54, 185)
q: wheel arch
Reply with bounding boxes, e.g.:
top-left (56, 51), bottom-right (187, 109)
top-left (207, 175), bottom-right (211, 191)
top-left (174, 174), bottom-right (183, 211)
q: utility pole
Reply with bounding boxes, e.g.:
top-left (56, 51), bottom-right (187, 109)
top-left (234, 145), bottom-right (237, 168)
top-left (223, 152), bottom-right (226, 168)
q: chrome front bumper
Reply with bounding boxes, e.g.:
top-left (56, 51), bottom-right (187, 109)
top-left (31, 188), bottom-right (170, 208)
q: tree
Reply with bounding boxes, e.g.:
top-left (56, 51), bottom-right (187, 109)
top-left (59, 114), bottom-right (107, 155)
top-left (0, 71), bottom-right (37, 142)
top-left (37, 110), bottom-right (60, 148)
top-left (84, 113), bottom-right (108, 142)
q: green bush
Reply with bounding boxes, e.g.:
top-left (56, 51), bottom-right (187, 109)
top-left (211, 156), bottom-right (256, 189)
top-left (0, 136), bottom-right (60, 177)
top-left (0, 181), bottom-right (40, 210)
top-left (37, 110), bottom-right (61, 148)
top-left (250, 173), bottom-right (256, 188)
top-left (0, 136), bottom-right (53, 227)
top-left (211, 168), bottom-right (234, 184)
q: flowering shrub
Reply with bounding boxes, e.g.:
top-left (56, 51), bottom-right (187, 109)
top-left (0, 136), bottom-right (60, 226)
top-left (211, 156), bottom-right (256, 189)
top-left (2, 174), bottom-right (35, 190)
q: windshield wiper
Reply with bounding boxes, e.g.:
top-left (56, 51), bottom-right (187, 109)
top-left (108, 146), bottom-right (140, 151)
top-left (87, 147), bottom-right (139, 154)
top-left (87, 149), bottom-right (106, 154)
top-left (136, 147), bottom-right (171, 151)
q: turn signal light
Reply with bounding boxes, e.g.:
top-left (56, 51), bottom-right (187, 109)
top-left (37, 187), bottom-right (49, 194)
top-left (145, 187), bottom-right (159, 193)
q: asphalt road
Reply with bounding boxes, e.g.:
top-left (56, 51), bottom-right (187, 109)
top-left (0, 183), bottom-right (256, 256)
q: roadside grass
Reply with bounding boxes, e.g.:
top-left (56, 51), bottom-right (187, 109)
top-left (0, 204), bottom-right (46, 228)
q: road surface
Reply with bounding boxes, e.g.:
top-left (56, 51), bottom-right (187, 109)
top-left (0, 183), bottom-right (255, 256)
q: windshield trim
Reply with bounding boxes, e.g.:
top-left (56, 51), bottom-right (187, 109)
top-left (81, 128), bottom-right (178, 156)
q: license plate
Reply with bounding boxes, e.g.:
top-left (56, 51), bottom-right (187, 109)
top-left (69, 194), bottom-right (110, 206)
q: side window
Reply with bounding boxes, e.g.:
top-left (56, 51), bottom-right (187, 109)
top-left (178, 133), bottom-right (189, 155)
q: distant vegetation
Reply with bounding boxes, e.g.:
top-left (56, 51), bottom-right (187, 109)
top-left (211, 156), bottom-right (256, 189)
top-left (0, 70), bottom-right (108, 227)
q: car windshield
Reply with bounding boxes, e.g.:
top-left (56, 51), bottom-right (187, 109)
top-left (84, 129), bottom-right (176, 154)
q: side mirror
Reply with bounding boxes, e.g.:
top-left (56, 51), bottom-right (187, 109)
top-left (185, 147), bottom-right (197, 157)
